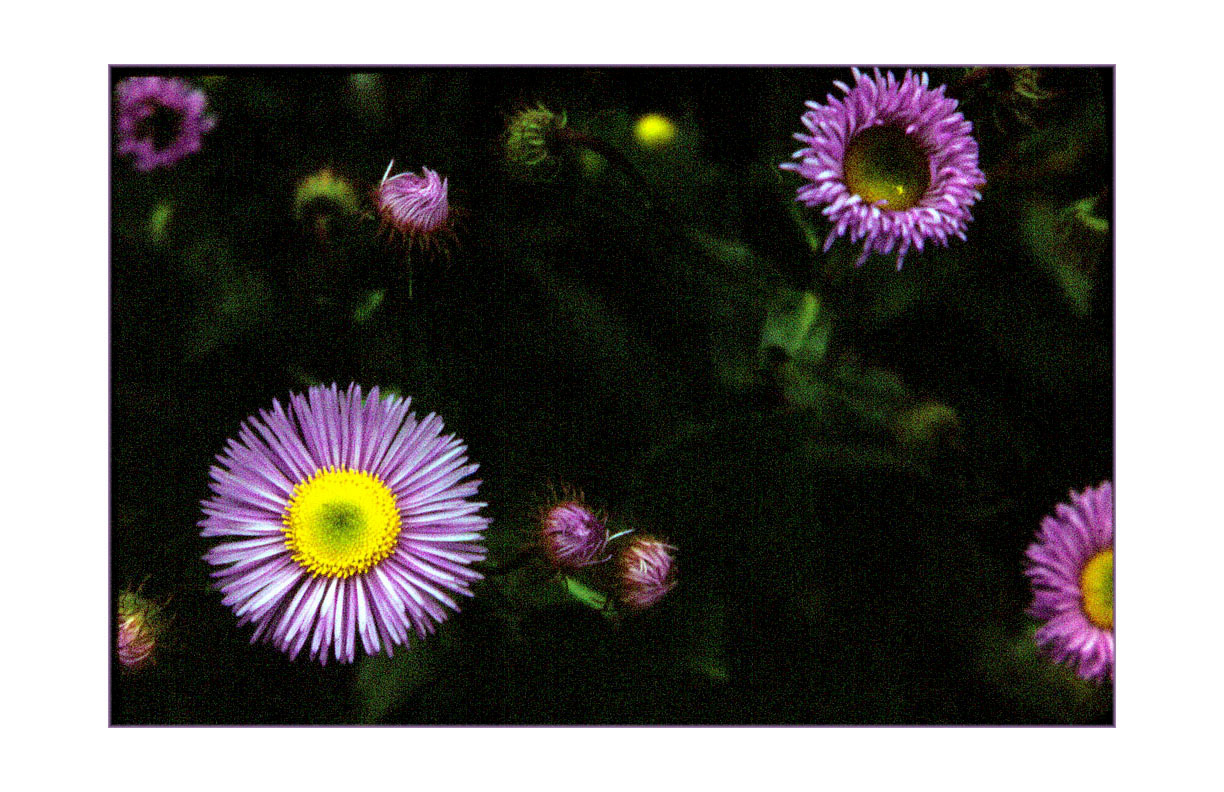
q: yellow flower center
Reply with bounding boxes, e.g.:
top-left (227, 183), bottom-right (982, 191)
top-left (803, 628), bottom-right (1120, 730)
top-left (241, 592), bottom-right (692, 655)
top-left (282, 466), bottom-right (402, 578)
top-left (842, 126), bottom-right (931, 212)
top-left (1079, 548), bottom-right (1113, 631)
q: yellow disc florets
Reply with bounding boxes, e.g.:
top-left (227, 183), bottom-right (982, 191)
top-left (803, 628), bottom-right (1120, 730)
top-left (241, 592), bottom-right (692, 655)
top-left (282, 466), bottom-right (402, 578)
top-left (842, 125), bottom-right (931, 212)
top-left (1079, 548), bottom-right (1114, 631)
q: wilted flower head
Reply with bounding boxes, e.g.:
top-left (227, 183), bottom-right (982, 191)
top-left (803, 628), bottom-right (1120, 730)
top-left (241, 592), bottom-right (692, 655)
top-left (374, 161), bottom-right (454, 251)
top-left (200, 383), bottom-right (489, 665)
top-left (115, 76), bottom-right (216, 171)
top-left (617, 536), bottom-right (677, 610)
top-left (504, 104), bottom-right (568, 176)
top-left (1024, 481), bottom-right (1114, 683)
top-left (781, 68), bottom-right (985, 269)
top-left (539, 496), bottom-right (611, 570)
top-left (117, 589), bottom-right (167, 671)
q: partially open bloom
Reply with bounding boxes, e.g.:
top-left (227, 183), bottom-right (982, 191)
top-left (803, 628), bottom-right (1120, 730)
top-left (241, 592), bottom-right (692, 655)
top-left (782, 68), bottom-right (985, 268)
top-left (374, 162), bottom-right (454, 250)
top-left (1024, 481), bottom-right (1114, 683)
top-left (117, 589), bottom-right (167, 671)
top-left (115, 76), bottom-right (216, 171)
top-left (539, 497), bottom-right (613, 570)
top-left (617, 536), bottom-right (677, 610)
top-left (200, 383), bottom-right (489, 664)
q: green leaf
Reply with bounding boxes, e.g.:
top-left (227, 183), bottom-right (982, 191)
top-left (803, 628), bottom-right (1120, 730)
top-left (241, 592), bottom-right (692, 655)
top-left (353, 636), bottom-right (440, 723)
top-left (562, 576), bottom-right (609, 612)
top-left (181, 239), bottom-right (272, 360)
top-left (353, 288), bottom-right (386, 324)
top-left (148, 202), bottom-right (173, 244)
top-left (761, 289), bottom-right (831, 364)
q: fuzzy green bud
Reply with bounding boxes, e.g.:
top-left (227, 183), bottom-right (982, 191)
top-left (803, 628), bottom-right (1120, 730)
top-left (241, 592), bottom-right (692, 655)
top-left (504, 104), bottom-right (567, 177)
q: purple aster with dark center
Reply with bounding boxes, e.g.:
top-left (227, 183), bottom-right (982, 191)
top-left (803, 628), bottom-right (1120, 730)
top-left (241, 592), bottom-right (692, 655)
top-left (1024, 481), bottom-right (1114, 683)
top-left (374, 161), bottom-right (454, 250)
top-left (539, 499), bottom-right (619, 570)
top-left (200, 383), bottom-right (489, 665)
top-left (781, 68), bottom-right (985, 269)
top-left (617, 536), bottom-right (677, 610)
top-left (115, 76), bottom-right (216, 171)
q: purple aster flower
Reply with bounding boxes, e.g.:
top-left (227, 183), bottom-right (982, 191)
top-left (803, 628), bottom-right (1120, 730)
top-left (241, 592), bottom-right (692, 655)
top-left (781, 68), bottom-right (985, 269)
top-left (374, 161), bottom-right (454, 250)
top-left (539, 498), bottom-right (617, 570)
top-left (200, 383), bottom-right (489, 665)
top-left (115, 76), bottom-right (216, 171)
top-left (1024, 481), bottom-right (1114, 683)
top-left (617, 536), bottom-right (677, 610)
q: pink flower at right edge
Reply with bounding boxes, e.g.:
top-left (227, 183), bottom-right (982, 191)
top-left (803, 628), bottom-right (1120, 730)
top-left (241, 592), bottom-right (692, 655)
top-left (1024, 481), bottom-right (1114, 683)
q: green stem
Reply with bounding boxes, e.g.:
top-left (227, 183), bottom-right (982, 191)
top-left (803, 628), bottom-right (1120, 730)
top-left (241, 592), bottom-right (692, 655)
top-left (548, 126), bottom-right (682, 228)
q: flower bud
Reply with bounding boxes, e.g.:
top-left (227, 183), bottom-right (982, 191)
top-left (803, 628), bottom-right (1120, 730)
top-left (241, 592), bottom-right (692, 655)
top-left (293, 167), bottom-right (360, 223)
top-left (374, 162), bottom-right (454, 252)
top-left (117, 589), bottom-right (168, 672)
top-left (540, 498), bottom-right (611, 570)
top-left (504, 104), bottom-right (568, 178)
top-left (617, 536), bottom-right (677, 610)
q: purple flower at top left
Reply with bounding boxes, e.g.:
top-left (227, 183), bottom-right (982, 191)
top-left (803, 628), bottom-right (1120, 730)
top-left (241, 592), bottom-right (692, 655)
top-left (115, 76), bottom-right (216, 171)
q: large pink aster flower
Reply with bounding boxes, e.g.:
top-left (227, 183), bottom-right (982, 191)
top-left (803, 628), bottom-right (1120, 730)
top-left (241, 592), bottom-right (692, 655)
top-left (200, 384), bottom-right (489, 665)
top-left (1024, 481), bottom-right (1114, 683)
top-left (782, 68), bottom-right (985, 269)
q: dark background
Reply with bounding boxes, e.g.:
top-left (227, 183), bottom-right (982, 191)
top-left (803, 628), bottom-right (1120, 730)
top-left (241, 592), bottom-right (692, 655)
top-left (111, 66), bottom-right (1113, 725)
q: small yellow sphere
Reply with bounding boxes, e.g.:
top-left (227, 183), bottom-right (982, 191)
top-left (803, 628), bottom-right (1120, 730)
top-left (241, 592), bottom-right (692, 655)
top-left (634, 113), bottom-right (677, 149)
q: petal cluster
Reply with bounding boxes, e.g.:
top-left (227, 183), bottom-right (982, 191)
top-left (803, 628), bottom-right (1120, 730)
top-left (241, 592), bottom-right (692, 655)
top-left (781, 68), bottom-right (985, 268)
top-left (115, 76), bottom-right (216, 171)
top-left (1024, 481), bottom-right (1114, 683)
top-left (200, 383), bottom-right (489, 665)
